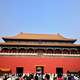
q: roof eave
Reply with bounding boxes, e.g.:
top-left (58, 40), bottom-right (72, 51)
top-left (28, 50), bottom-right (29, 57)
top-left (2, 37), bottom-right (77, 42)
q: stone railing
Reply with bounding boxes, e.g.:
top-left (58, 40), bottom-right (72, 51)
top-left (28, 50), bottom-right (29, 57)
top-left (0, 52), bottom-right (38, 56)
top-left (0, 52), bottom-right (80, 57)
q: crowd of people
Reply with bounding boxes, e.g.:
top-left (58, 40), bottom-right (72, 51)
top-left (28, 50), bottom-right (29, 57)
top-left (0, 72), bottom-right (80, 80)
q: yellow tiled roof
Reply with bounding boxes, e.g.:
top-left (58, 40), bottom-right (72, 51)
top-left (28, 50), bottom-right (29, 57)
top-left (2, 32), bottom-right (76, 41)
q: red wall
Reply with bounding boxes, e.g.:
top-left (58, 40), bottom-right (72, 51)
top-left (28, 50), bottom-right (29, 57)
top-left (0, 56), bottom-right (80, 73)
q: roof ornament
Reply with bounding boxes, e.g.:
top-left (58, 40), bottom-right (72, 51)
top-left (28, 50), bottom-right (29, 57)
top-left (57, 33), bottom-right (60, 35)
top-left (20, 32), bottom-right (23, 34)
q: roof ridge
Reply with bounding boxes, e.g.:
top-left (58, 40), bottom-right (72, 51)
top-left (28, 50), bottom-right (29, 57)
top-left (18, 32), bottom-right (61, 35)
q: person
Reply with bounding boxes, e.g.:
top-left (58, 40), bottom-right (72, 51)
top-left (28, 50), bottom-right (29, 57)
top-left (74, 75), bottom-right (79, 80)
top-left (3, 75), bottom-right (8, 80)
top-left (7, 77), bottom-right (11, 80)
top-left (34, 75), bottom-right (38, 80)
top-left (63, 74), bottom-right (68, 80)
top-left (19, 77), bottom-right (24, 80)
top-left (57, 76), bottom-right (63, 80)
top-left (23, 74), bottom-right (29, 80)
top-left (70, 74), bottom-right (75, 80)
top-left (28, 73), bottom-right (34, 80)
top-left (0, 77), bottom-right (3, 80)
top-left (53, 74), bottom-right (57, 80)
top-left (45, 74), bottom-right (50, 80)
top-left (68, 75), bottom-right (71, 80)
top-left (16, 78), bottom-right (19, 80)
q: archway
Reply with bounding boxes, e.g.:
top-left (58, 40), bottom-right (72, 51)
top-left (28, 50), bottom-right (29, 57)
top-left (70, 49), bottom-right (77, 54)
top-left (27, 48), bottom-right (34, 53)
top-left (11, 48), bottom-right (17, 53)
top-left (35, 49), bottom-right (45, 53)
top-left (62, 49), bottom-right (70, 54)
top-left (46, 49), bottom-right (53, 53)
top-left (54, 49), bottom-right (62, 54)
top-left (19, 48), bottom-right (26, 53)
top-left (1, 48), bottom-right (9, 53)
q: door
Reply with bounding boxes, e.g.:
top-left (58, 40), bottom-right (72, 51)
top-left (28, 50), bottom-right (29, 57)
top-left (36, 66), bottom-right (44, 74)
top-left (16, 67), bottom-right (24, 77)
top-left (56, 67), bottom-right (63, 77)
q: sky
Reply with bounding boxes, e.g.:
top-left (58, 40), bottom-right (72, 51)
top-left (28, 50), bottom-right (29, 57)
top-left (0, 0), bottom-right (80, 43)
